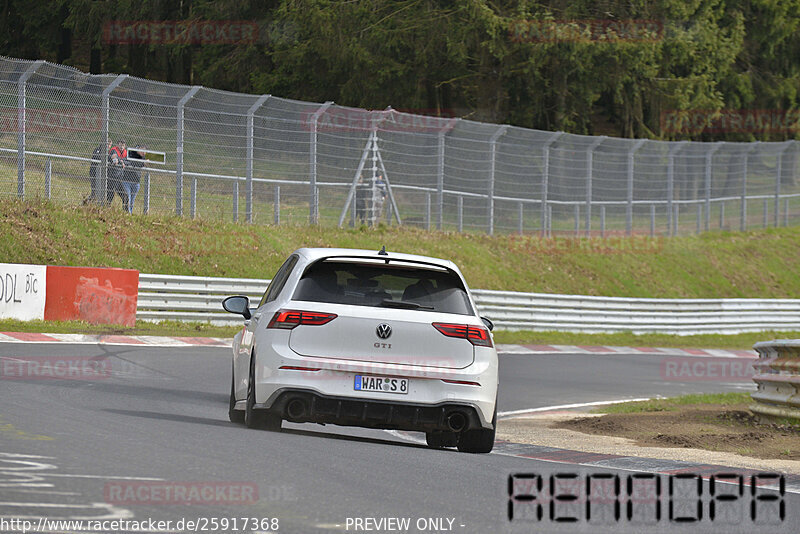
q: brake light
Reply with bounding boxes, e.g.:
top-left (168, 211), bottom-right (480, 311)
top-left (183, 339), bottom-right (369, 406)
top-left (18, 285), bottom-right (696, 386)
top-left (268, 310), bottom-right (337, 329)
top-left (432, 322), bottom-right (493, 347)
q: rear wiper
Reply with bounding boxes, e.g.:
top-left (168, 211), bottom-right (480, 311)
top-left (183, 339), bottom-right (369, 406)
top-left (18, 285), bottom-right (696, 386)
top-left (380, 299), bottom-right (434, 310)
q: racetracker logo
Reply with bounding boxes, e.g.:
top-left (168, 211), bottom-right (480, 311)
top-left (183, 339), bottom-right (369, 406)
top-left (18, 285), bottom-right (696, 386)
top-left (661, 109), bottom-right (800, 134)
top-left (104, 481), bottom-right (259, 505)
top-left (0, 356), bottom-right (111, 380)
top-left (509, 19), bottom-right (664, 43)
top-left (301, 108), bottom-right (457, 134)
top-left (659, 357), bottom-right (757, 382)
top-left (0, 108), bottom-right (102, 132)
top-left (103, 20), bottom-right (259, 45)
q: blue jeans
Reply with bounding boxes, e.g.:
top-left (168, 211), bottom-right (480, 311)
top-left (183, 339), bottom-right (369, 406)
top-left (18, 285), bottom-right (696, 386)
top-left (121, 182), bottom-right (140, 214)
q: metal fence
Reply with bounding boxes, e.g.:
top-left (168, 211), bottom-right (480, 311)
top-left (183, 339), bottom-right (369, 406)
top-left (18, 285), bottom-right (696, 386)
top-left (138, 273), bottom-right (800, 334)
top-left (2, 55), bottom-right (800, 236)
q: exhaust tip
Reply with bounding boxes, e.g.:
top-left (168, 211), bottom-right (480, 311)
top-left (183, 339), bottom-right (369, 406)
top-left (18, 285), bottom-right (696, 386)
top-left (286, 399), bottom-right (307, 420)
top-left (446, 412), bottom-right (467, 432)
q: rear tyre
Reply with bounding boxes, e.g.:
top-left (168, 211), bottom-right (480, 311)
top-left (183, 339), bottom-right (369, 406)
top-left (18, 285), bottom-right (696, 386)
top-left (426, 431), bottom-right (459, 449)
top-left (244, 353), bottom-right (281, 431)
top-left (229, 367), bottom-right (244, 423)
top-left (457, 407), bottom-right (496, 454)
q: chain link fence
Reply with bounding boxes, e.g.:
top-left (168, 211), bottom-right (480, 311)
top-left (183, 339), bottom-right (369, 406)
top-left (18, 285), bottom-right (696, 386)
top-left (1, 55), bottom-right (799, 236)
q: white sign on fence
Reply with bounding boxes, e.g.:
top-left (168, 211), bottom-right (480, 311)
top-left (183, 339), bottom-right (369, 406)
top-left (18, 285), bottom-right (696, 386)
top-left (0, 264), bottom-right (46, 321)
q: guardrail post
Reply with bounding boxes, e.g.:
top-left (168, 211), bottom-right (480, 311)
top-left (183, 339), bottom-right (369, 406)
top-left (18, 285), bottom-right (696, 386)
top-left (751, 341), bottom-right (800, 421)
top-left (100, 73), bottom-right (127, 206)
top-left (585, 136), bottom-right (606, 237)
top-left (704, 142), bottom-right (723, 232)
top-left (176, 86), bottom-right (200, 216)
top-left (246, 95), bottom-right (270, 224)
top-left (16, 61), bottom-right (43, 200)
top-left (540, 132), bottom-right (563, 237)
top-left (626, 139), bottom-right (646, 235)
top-left (437, 131), bottom-right (446, 230)
top-left (274, 186), bottom-right (280, 225)
top-left (308, 101), bottom-right (333, 225)
top-left (44, 157), bottom-right (51, 200)
top-left (487, 125), bottom-right (508, 235)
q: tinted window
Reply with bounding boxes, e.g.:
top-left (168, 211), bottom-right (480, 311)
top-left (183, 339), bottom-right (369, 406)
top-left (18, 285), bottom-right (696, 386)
top-left (259, 255), bottom-right (298, 307)
top-left (292, 260), bottom-right (473, 315)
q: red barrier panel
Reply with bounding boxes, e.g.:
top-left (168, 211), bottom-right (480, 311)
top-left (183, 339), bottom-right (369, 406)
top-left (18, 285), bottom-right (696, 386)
top-left (44, 266), bottom-right (139, 327)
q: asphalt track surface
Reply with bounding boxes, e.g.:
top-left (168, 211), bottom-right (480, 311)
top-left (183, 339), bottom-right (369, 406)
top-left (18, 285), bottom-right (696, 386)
top-left (0, 342), bottom-right (796, 534)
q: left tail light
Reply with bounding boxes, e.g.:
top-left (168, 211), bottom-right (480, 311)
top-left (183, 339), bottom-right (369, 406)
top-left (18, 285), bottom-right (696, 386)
top-left (432, 322), bottom-right (493, 347)
top-left (267, 309), bottom-right (337, 329)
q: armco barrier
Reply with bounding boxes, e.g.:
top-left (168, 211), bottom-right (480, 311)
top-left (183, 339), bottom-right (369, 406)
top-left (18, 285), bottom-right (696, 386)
top-left (136, 273), bottom-right (800, 334)
top-left (751, 340), bottom-right (800, 420)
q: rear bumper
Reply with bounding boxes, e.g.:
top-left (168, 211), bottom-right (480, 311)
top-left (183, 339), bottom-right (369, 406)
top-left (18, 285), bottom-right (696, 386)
top-left (256, 388), bottom-right (491, 432)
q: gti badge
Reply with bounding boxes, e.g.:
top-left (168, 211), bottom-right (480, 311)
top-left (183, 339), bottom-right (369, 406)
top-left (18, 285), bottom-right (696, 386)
top-left (376, 323), bottom-right (392, 339)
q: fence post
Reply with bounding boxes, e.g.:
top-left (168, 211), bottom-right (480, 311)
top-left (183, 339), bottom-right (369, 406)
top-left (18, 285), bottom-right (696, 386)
top-left (776, 142), bottom-right (792, 227)
top-left (100, 73), bottom-right (127, 206)
top-left (176, 85), bottom-right (200, 216)
top-left (457, 194), bottom-right (463, 233)
top-left (763, 197), bottom-right (768, 228)
top-left (674, 204), bottom-right (679, 235)
top-left (586, 136), bottom-right (606, 237)
top-left (308, 101), bottom-right (333, 225)
top-left (785, 198), bottom-right (790, 227)
top-left (541, 132), bottom-right (563, 237)
top-left (547, 204), bottom-right (552, 237)
top-left (704, 142), bottom-right (723, 231)
top-left (426, 192), bottom-right (431, 231)
top-left (246, 94), bottom-right (270, 224)
top-left (650, 204), bottom-right (656, 236)
top-left (719, 201), bottom-right (725, 229)
top-left (16, 61), bottom-right (43, 200)
top-left (190, 177), bottom-right (197, 218)
top-left (233, 180), bottom-right (239, 222)
top-left (44, 158), bottom-right (51, 199)
top-left (696, 203), bottom-right (702, 234)
top-left (487, 125), bottom-right (508, 235)
top-left (274, 186), bottom-right (280, 225)
top-left (437, 131), bottom-right (445, 230)
top-left (626, 139), bottom-right (646, 235)
top-left (600, 206), bottom-right (606, 238)
top-left (143, 172), bottom-right (150, 214)
top-left (667, 142), bottom-right (686, 237)
top-left (741, 143), bottom-right (758, 231)
top-left (574, 204), bottom-right (580, 236)
top-left (518, 202), bottom-right (524, 235)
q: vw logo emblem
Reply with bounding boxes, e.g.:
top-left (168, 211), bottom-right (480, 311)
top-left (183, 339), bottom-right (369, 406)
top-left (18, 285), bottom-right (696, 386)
top-left (376, 324), bottom-right (392, 339)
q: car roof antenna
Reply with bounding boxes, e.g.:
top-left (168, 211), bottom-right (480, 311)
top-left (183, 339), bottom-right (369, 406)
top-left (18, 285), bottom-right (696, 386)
top-left (378, 245), bottom-right (388, 256)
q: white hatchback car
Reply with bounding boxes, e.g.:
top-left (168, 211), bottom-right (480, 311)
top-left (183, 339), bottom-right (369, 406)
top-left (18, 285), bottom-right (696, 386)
top-left (223, 247), bottom-right (498, 453)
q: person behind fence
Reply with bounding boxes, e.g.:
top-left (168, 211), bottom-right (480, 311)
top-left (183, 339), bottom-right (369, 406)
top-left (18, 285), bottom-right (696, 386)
top-left (108, 139), bottom-right (127, 206)
top-left (86, 139), bottom-right (112, 204)
top-left (356, 174), bottom-right (370, 224)
top-left (373, 174), bottom-right (387, 223)
top-left (121, 145), bottom-right (146, 214)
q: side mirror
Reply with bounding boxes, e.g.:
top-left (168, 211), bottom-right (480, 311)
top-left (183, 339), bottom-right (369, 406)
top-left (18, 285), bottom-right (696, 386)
top-left (481, 316), bottom-right (494, 331)
top-left (222, 296), bottom-right (251, 320)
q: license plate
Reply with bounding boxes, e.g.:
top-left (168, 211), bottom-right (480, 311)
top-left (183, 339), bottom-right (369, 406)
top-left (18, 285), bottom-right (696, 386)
top-left (354, 375), bottom-right (408, 394)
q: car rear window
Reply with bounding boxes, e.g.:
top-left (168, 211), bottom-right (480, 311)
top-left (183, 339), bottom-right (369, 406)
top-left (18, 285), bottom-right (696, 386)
top-left (292, 260), bottom-right (474, 315)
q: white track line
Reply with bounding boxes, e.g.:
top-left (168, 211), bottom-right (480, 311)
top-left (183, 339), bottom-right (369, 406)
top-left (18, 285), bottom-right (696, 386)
top-left (498, 397), bottom-right (655, 418)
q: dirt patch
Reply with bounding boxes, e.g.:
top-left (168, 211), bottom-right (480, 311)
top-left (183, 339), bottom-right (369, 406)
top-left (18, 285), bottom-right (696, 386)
top-left (553, 403), bottom-right (800, 461)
